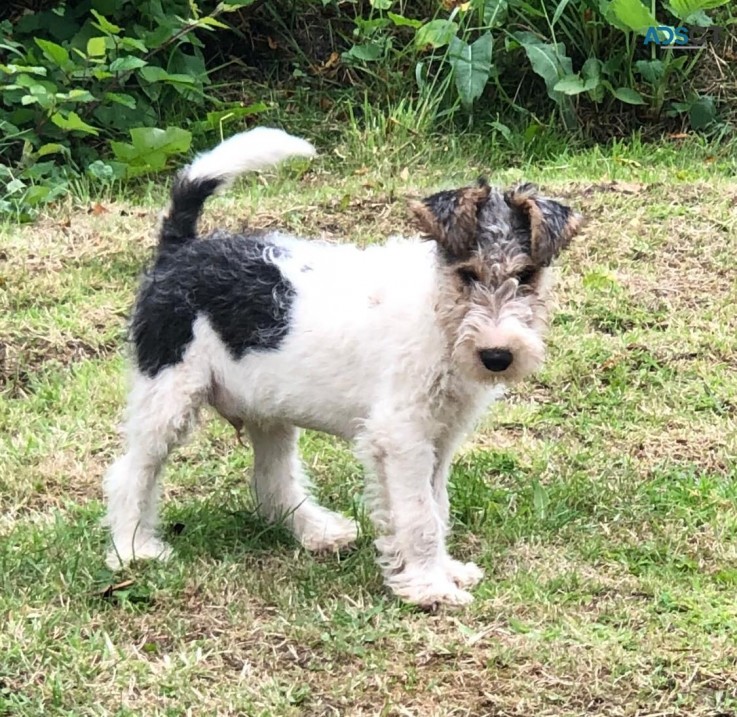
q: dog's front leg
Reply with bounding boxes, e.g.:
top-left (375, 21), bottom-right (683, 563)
top-left (432, 435), bottom-right (484, 591)
top-left (358, 425), bottom-right (475, 608)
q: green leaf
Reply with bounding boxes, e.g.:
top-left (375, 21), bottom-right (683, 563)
top-left (105, 92), bottom-right (137, 109)
top-left (111, 128), bottom-right (191, 177)
top-left (388, 12), bottom-right (422, 28)
top-left (139, 66), bottom-right (195, 84)
top-left (370, 0), bottom-right (392, 8)
top-left (56, 89), bottom-right (96, 103)
top-left (34, 39), bottom-right (70, 70)
top-left (514, 32), bottom-right (573, 102)
top-left (201, 103), bottom-right (268, 130)
top-left (90, 9), bottom-right (122, 34)
top-left (129, 126), bottom-right (192, 155)
top-left (666, 0), bottom-right (729, 21)
top-left (613, 86), bottom-right (646, 104)
top-left (24, 185), bottom-right (51, 206)
top-left (483, 0), bottom-right (508, 27)
top-left (582, 57), bottom-right (604, 100)
top-left (50, 111), bottom-right (99, 135)
top-left (119, 37), bottom-right (148, 53)
top-left (37, 143), bottom-right (65, 157)
top-left (551, 0), bottom-right (574, 26)
top-left (553, 74), bottom-right (588, 94)
top-left (197, 16), bottom-right (230, 29)
top-left (0, 64), bottom-right (47, 76)
top-left (609, 0), bottom-right (658, 34)
top-left (635, 59), bottom-right (664, 83)
top-left (688, 95), bottom-right (716, 129)
top-left (87, 37), bottom-right (107, 58)
top-left (109, 56), bottom-right (148, 72)
top-left (448, 33), bottom-right (493, 108)
top-left (219, 0), bottom-right (259, 8)
top-left (415, 19), bottom-right (459, 49)
top-left (344, 43), bottom-right (384, 62)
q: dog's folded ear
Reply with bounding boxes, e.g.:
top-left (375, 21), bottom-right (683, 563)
top-left (505, 183), bottom-right (581, 266)
top-left (409, 179), bottom-right (491, 258)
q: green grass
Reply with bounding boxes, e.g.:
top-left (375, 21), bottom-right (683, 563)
top-left (1, 130), bottom-right (737, 716)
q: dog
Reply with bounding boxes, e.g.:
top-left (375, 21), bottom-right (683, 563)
top-left (103, 127), bottom-right (581, 608)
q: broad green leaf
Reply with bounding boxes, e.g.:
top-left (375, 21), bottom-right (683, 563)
top-left (129, 126), bottom-right (192, 155)
top-left (56, 89), bottom-right (95, 102)
top-left (105, 92), bottom-right (137, 109)
top-left (582, 57), bottom-right (604, 100)
top-left (344, 43), bottom-right (383, 62)
top-left (613, 86), bottom-right (646, 104)
top-left (139, 66), bottom-right (195, 84)
top-left (688, 95), bottom-right (716, 129)
top-left (24, 185), bottom-right (51, 206)
top-left (553, 75), bottom-right (589, 94)
top-left (0, 64), bottom-right (47, 76)
top-left (610, 0), bottom-right (658, 34)
top-left (666, 0), bottom-right (729, 21)
top-left (87, 37), bottom-right (107, 57)
top-left (388, 12), bottom-right (422, 28)
top-left (51, 111), bottom-right (99, 135)
top-left (514, 32), bottom-right (573, 102)
top-left (90, 9), bottom-right (122, 34)
top-left (635, 59), bottom-right (664, 83)
top-left (415, 19), bottom-right (459, 49)
top-left (37, 143), bottom-right (65, 157)
top-left (109, 56), bottom-right (148, 72)
top-left (448, 33), bottom-right (493, 108)
top-left (120, 37), bottom-right (148, 53)
top-left (371, 0), bottom-right (392, 8)
top-left (34, 39), bottom-right (70, 69)
top-left (483, 0), bottom-right (508, 27)
top-left (197, 16), bottom-right (230, 29)
top-left (681, 9), bottom-right (712, 25)
top-left (219, 0), bottom-right (259, 9)
top-left (582, 57), bottom-right (602, 82)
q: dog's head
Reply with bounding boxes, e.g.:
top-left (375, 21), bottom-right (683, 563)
top-left (410, 179), bottom-right (581, 384)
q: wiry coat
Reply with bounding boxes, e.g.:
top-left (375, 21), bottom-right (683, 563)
top-left (103, 128), bottom-right (581, 608)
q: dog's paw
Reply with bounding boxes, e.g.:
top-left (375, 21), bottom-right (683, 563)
top-left (106, 538), bottom-right (173, 569)
top-left (298, 513), bottom-right (359, 553)
top-left (445, 559), bottom-right (484, 589)
top-left (388, 569), bottom-right (474, 609)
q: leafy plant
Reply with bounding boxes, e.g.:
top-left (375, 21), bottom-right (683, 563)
top-left (0, 0), bottom-right (260, 220)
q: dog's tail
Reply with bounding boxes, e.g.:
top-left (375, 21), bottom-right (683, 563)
top-left (159, 127), bottom-right (316, 253)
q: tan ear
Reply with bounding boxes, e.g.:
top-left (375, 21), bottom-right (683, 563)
top-left (409, 180), bottom-right (491, 258)
top-left (505, 183), bottom-right (581, 265)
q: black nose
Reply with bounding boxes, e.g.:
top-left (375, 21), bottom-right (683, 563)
top-left (479, 348), bottom-right (513, 372)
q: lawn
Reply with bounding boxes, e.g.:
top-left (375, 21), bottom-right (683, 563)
top-left (1, 133), bottom-right (736, 716)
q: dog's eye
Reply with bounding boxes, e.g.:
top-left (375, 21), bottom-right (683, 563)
top-left (457, 267), bottom-right (479, 286)
top-left (516, 266), bottom-right (537, 285)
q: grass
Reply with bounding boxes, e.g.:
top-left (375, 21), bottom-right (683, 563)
top-left (1, 129), bottom-right (737, 716)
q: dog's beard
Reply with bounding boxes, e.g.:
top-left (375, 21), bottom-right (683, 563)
top-left (453, 310), bottom-right (546, 385)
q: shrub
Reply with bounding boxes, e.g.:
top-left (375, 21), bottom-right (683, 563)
top-left (0, 0), bottom-right (260, 220)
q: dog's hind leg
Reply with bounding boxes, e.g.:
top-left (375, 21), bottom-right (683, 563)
top-left (247, 421), bottom-right (358, 552)
top-left (104, 365), bottom-right (207, 568)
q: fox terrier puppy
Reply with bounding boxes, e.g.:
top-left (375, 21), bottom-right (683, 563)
top-left (104, 127), bottom-right (581, 608)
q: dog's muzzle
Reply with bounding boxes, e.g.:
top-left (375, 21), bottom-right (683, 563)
top-left (478, 348), bottom-right (513, 372)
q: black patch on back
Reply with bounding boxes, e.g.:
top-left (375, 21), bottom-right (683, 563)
top-left (131, 233), bottom-right (294, 377)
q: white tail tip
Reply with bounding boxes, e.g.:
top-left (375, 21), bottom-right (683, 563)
top-left (186, 127), bottom-right (316, 185)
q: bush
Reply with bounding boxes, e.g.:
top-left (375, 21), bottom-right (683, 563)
top-left (0, 0), bottom-right (260, 220)
top-left (0, 0), bottom-right (734, 221)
